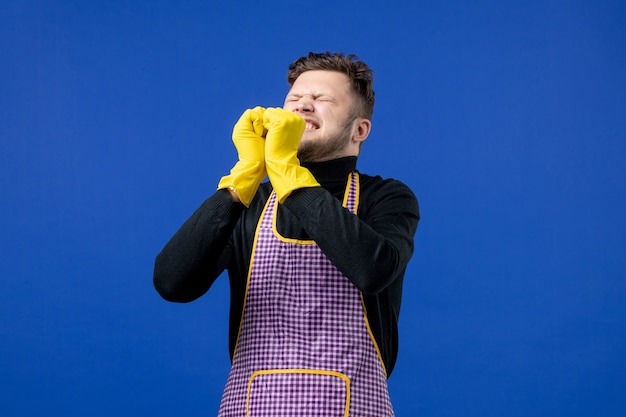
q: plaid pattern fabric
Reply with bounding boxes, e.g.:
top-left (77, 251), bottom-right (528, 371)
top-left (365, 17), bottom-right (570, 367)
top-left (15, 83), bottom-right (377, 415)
top-left (247, 371), bottom-right (348, 416)
top-left (218, 173), bottom-right (394, 416)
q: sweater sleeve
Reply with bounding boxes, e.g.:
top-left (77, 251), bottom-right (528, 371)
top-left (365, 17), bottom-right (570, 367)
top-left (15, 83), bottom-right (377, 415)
top-left (281, 177), bottom-right (419, 295)
top-left (153, 189), bottom-right (245, 302)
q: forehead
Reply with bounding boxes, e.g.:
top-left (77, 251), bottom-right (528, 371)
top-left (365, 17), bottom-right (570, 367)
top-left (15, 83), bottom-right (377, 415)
top-left (288, 70), bottom-right (352, 96)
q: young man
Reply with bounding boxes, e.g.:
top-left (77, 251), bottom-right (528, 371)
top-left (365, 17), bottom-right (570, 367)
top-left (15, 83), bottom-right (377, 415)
top-left (154, 52), bottom-right (420, 416)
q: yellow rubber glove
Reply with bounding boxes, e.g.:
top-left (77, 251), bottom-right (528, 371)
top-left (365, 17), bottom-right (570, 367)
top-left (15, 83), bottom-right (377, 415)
top-left (217, 107), bottom-right (267, 207)
top-left (263, 107), bottom-right (320, 203)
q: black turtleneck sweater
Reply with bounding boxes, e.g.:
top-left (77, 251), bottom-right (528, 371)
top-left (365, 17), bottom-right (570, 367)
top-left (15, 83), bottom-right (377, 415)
top-left (153, 156), bottom-right (419, 376)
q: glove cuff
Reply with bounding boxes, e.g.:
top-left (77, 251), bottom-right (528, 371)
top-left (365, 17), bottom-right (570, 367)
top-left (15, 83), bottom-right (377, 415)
top-left (218, 161), bottom-right (267, 207)
top-left (266, 162), bottom-right (320, 204)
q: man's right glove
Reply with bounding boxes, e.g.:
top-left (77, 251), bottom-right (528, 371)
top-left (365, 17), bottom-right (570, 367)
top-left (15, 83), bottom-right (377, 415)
top-left (217, 107), bottom-right (267, 207)
top-left (263, 107), bottom-right (320, 203)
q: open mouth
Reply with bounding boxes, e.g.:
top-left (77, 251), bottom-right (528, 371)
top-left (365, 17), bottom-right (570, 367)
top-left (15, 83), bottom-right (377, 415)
top-left (304, 119), bottom-right (320, 130)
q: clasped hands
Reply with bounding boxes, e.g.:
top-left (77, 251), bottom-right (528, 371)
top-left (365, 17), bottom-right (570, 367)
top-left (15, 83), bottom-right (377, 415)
top-left (217, 107), bottom-right (320, 206)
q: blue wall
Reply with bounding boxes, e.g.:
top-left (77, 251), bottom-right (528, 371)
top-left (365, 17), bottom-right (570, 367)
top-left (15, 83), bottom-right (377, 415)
top-left (2, 1), bottom-right (625, 415)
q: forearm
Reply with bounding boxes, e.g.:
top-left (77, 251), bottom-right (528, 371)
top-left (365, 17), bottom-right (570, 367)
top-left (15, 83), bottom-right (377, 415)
top-left (153, 189), bottom-right (244, 302)
top-left (282, 183), bottom-right (419, 295)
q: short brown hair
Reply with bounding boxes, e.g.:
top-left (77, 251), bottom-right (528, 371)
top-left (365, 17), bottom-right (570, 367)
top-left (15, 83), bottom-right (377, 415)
top-left (287, 52), bottom-right (375, 120)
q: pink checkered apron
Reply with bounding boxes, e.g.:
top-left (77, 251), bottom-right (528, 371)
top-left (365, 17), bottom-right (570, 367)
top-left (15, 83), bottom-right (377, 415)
top-left (218, 173), bottom-right (394, 417)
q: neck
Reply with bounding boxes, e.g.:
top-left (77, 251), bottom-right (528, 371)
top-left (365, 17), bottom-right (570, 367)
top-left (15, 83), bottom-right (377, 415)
top-left (302, 156), bottom-right (357, 188)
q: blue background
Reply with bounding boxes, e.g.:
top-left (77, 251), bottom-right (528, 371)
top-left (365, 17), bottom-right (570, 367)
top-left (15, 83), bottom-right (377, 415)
top-left (2, 1), bottom-right (625, 416)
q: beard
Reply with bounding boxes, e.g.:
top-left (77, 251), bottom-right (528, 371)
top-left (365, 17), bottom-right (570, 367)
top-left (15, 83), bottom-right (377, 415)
top-left (297, 116), bottom-right (355, 163)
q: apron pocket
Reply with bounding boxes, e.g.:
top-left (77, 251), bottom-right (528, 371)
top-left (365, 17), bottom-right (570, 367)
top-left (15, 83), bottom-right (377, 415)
top-left (246, 369), bottom-right (350, 417)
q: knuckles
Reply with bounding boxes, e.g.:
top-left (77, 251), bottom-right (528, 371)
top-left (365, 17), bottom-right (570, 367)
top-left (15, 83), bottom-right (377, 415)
top-left (263, 107), bottom-right (305, 130)
top-left (235, 107), bottom-right (267, 138)
top-left (235, 107), bottom-right (305, 141)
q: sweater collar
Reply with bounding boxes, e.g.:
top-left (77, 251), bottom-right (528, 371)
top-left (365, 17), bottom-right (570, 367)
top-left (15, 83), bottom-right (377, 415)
top-left (302, 156), bottom-right (357, 188)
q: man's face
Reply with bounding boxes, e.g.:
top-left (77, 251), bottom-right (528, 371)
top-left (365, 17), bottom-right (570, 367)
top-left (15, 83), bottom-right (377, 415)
top-left (284, 70), bottom-right (358, 163)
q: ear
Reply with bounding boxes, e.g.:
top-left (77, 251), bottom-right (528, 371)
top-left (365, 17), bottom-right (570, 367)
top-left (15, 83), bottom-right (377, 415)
top-left (351, 118), bottom-right (372, 144)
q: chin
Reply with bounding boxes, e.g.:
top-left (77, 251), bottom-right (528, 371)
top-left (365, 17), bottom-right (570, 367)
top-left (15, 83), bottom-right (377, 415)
top-left (299, 136), bottom-right (318, 150)
top-left (301, 131), bottom-right (319, 140)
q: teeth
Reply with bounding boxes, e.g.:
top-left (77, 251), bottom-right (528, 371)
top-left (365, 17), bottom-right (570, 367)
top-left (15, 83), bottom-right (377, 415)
top-left (305, 123), bottom-right (316, 130)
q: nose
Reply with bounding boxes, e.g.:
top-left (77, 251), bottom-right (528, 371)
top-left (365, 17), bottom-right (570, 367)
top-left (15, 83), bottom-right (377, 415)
top-left (295, 95), bottom-right (314, 113)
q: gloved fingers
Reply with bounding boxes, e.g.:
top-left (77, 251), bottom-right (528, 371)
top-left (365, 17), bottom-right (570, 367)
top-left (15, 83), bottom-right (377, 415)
top-left (263, 107), bottom-right (306, 155)
top-left (233, 106), bottom-right (267, 142)
top-left (262, 107), bottom-right (305, 130)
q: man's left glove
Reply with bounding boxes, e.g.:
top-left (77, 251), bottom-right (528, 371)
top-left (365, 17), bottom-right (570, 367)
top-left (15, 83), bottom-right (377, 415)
top-left (263, 107), bottom-right (320, 203)
top-left (217, 107), bottom-right (267, 207)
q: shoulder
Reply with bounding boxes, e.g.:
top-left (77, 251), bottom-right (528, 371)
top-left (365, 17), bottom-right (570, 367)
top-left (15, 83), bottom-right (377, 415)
top-left (357, 172), bottom-right (418, 202)
top-left (356, 172), bottom-right (420, 220)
